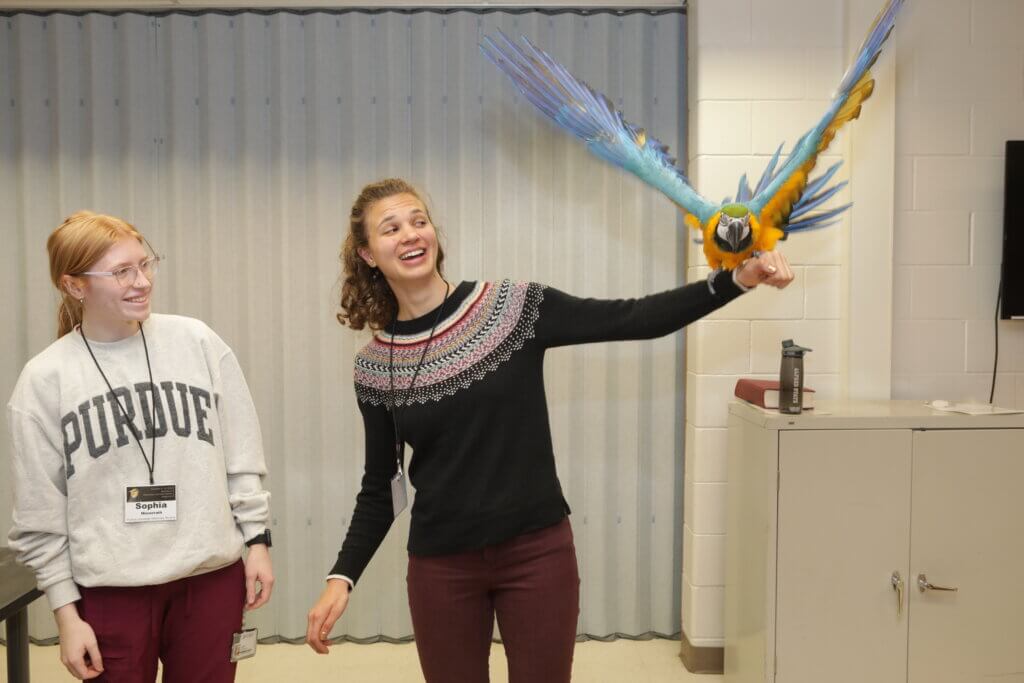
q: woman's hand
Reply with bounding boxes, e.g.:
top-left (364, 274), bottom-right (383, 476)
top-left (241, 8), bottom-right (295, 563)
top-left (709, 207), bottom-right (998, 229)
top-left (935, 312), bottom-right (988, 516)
top-left (244, 544), bottom-right (275, 610)
top-left (54, 604), bottom-right (103, 680)
top-left (306, 579), bottom-right (351, 654)
top-left (735, 251), bottom-right (794, 290)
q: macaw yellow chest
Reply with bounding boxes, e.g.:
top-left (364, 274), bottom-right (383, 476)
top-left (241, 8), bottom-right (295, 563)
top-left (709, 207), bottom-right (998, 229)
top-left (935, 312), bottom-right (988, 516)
top-left (702, 241), bottom-right (751, 271)
top-left (694, 212), bottom-right (786, 271)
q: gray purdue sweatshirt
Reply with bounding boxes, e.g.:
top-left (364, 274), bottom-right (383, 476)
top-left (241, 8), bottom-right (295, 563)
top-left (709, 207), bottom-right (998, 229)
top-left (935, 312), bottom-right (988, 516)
top-left (7, 314), bottom-right (270, 610)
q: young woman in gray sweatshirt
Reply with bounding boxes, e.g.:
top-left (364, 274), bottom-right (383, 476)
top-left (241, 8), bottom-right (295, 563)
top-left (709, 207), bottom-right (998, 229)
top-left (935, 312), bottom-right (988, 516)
top-left (7, 211), bottom-right (273, 682)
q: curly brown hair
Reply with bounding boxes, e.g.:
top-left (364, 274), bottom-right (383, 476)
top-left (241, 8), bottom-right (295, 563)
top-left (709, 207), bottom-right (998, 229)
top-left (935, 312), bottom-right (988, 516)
top-left (337, 178), bottom-right (446, 331)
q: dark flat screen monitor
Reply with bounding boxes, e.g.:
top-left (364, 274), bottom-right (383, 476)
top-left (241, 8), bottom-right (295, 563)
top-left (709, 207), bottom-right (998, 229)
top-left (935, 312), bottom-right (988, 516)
top-left (1001, 141), bottom-right (1024, 320)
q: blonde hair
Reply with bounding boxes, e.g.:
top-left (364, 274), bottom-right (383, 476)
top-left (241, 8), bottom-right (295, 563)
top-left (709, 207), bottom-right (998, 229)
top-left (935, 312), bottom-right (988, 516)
top-left (337, 179), bottom-right (446, 331)
top-left (47, 210), bottom-right (145, 338)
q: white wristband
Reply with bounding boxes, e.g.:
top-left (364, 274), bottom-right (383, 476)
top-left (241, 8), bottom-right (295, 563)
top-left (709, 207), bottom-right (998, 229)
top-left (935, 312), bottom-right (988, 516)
top-left (326, 574), bottom-right (355, 591)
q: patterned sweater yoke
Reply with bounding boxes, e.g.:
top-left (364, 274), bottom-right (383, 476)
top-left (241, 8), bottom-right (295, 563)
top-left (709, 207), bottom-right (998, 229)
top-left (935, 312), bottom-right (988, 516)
top-left (354, 280), bottom-right (543, 406)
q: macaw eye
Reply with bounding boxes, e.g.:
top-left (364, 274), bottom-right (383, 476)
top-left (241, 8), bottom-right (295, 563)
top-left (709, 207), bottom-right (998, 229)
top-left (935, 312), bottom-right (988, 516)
top-left (719, 214), bottom-right (729, 226)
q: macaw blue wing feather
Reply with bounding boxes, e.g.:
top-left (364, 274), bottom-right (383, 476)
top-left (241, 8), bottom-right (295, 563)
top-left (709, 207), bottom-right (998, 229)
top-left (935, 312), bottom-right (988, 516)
top-left (801, 161), bottom-right (844, 203)
top-left (481, 0), bottom-right (904, 264)
top-left (749, 0), bottom-right (905, 230)
top-left (836, 0), bottom-right (904, 95)
top-left (789, 178), bottom-right (848, 219)
top-left (752, 144), bottom-right (782, 197)
top-left (750, 151), bottom-right (848, 233)
top-left (736, 174), bottom-right (753, 203)
top-left (786, 202), bottom-right (852, 233)
top-left (480, 31), bottom-right (719, 225)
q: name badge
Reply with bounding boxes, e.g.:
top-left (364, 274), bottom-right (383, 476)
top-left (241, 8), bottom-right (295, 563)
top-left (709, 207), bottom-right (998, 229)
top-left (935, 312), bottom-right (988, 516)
top-left (391, 471), bottom-right (408, 518)
top-left (230, 627), bottom-right (258, 662)
top-left (390, 441), bottom-right (409, 518)
top-left (124, 485), bottom-right (177, 523)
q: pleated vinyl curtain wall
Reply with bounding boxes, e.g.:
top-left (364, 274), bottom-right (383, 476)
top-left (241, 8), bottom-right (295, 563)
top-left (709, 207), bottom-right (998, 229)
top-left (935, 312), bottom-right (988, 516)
top-left (0, 9), bottom-right (687, 642)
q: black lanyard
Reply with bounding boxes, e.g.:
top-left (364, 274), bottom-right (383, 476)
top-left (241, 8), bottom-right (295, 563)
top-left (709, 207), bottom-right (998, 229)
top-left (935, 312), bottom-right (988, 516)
top-left (80, 323), bottom-right (158, 485)
top-left (388, 281), bottom-right (450, 475)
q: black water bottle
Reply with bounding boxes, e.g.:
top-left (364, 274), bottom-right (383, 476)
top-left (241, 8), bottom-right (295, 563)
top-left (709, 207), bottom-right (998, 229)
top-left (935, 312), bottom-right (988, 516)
top-left (779, 339), bottom-right (813, 414)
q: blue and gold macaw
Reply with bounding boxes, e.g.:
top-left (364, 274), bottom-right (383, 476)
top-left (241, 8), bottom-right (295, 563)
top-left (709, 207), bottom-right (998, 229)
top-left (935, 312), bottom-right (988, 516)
top-left (481, 0), bottom-right (905, 271)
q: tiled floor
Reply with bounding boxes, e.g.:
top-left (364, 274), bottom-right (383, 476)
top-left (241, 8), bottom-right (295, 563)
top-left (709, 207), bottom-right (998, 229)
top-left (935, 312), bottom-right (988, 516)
top-left (1, 639), bottom-right (722, 682)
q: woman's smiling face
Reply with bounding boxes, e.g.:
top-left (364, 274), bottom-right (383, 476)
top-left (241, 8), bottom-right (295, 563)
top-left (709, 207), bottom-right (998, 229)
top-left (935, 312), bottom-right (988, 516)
top-left (73, 237), bottom-right (154, 337)
top-left (359, 193), bottom-right (440, 286)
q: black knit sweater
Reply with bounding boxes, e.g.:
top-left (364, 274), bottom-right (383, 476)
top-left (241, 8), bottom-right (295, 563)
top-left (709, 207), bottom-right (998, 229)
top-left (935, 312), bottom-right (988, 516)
top-left (330, 272), bottom-right (744, 583)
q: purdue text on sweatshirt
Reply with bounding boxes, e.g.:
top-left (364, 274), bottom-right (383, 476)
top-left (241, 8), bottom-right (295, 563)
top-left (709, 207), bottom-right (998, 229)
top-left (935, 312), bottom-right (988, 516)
top-left (7, 314), bottom-right (270, 610)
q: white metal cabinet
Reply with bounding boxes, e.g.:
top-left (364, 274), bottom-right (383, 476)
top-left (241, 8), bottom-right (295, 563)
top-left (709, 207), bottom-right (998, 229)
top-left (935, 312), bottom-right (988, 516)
top-left (723, 400), bottom-right (1024, 683)
top-left (907, 429), bottom-right (1024, 683)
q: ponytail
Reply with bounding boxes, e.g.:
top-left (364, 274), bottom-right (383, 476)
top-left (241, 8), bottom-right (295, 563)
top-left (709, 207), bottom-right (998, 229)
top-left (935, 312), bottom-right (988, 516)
top-left (56, 294), bottom-right (84, 338)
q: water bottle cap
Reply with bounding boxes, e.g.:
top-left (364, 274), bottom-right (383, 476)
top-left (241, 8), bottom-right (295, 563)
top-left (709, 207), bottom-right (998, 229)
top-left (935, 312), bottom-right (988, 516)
top-left (781, 339), bottom-right (813, 357)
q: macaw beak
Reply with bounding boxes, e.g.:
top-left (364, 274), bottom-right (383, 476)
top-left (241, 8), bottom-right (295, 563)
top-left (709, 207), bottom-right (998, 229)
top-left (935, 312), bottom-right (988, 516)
top-left (727, 222), bottom-right (744, 251)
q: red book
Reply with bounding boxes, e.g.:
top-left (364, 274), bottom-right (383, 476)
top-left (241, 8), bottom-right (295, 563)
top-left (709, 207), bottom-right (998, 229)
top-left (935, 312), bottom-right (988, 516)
top-left (734, 378), bottom-right (815, 409)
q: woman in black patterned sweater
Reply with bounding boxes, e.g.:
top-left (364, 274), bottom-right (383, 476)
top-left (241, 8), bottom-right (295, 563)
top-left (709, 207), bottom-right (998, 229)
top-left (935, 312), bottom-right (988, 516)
top-left (306, 178), bottom-right (793, 682)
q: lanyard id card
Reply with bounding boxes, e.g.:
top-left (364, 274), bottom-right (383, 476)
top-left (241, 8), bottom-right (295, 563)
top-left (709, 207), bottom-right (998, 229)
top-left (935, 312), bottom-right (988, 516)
top-left (124, 484), bottom-right (177, 523)
top-left (387, 282), bottom-right (449, 521)
top-left (391, 442), bottom-right (408, 518)
top-left (230, 627), bottom-right (258, 662)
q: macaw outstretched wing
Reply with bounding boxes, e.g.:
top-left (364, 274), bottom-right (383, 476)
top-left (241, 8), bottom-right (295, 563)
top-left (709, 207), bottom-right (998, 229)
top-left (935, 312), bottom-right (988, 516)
top-left (481, 31), bottom-right (719, 225)
top-left (748, 0), bottom-right (905, 231)
top-left (748, 145), bottom-right (851, 236)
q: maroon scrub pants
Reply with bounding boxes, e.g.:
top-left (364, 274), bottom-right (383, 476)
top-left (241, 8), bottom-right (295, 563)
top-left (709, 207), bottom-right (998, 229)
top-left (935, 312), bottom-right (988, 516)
top-left (76, 559), bottom-right (245, 683)
top-left (407, 518), bottom-right (581, 683)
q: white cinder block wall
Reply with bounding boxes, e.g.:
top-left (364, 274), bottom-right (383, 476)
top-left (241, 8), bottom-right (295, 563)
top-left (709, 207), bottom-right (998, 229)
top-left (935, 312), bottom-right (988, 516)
top-left (683, 0), bottom-right (1024, 648)
top-left (683, 0), bottom-right (847, 647)
top-left (891, 0), bottom-right (1024, 405)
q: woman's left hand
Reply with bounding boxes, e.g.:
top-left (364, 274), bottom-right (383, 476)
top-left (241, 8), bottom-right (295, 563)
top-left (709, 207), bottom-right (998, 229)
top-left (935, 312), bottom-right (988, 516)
top-left (735, 250), bottom-right (794, 290)
top-left (244, 544), bottom-right (274, 610)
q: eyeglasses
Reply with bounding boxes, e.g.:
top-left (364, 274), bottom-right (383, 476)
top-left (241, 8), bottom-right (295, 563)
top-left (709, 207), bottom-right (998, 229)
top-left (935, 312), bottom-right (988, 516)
top-left (76, 256), bottom-right (162, 288)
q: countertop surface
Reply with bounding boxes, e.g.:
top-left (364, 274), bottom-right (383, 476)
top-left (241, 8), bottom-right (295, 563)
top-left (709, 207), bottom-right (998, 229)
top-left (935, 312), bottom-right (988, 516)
top-left (730, 398), bottom-right (1024, 431)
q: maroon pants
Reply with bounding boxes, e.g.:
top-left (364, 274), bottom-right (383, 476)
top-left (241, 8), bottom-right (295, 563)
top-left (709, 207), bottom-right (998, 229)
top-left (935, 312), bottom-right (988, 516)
top-left (76, 559), bottom-right (245, 683)
top-left (407, 518), bottom-right (580, 683)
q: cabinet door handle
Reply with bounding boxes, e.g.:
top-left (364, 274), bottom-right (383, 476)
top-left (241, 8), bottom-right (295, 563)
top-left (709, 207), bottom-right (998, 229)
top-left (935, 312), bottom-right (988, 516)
top-left (917, 573), bottom-right (958, 592)
top-left (891, 571), bottom-right (904, 617)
